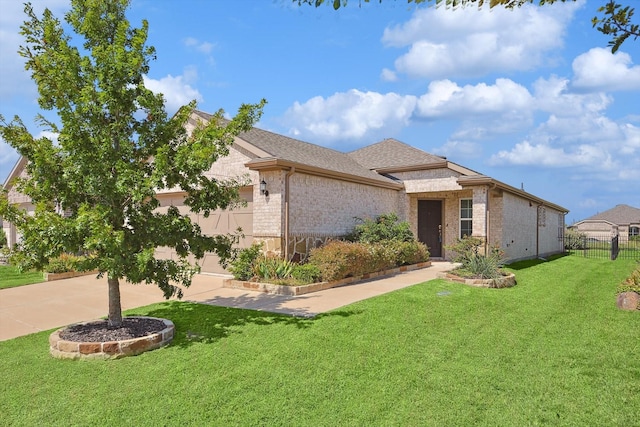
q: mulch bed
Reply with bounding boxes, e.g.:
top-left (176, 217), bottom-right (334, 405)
top-left (59, 317), bottom-right (167, 342)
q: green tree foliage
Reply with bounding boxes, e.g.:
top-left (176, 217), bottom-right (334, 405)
top-left (0, 0), bottom-right (265, 327)
top-left (297, 0), bottom-right (637, 53)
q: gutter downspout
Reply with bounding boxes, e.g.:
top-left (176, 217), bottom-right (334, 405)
top-left (284, 167), bottom-right (296, 260)
top-left (536, 204), bottom-right (542, 258)
top-left (485, 183), bottom-right (495, 256)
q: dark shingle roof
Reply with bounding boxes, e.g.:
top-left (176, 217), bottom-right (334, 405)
top-left (193, 110), bottom-right (397, 185)
top-left (583, 204), bottom-right (640, 225)
top-left (347, 138), bottom-right (446, 170)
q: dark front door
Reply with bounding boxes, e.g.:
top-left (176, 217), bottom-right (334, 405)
top-left (418, 200), bottom-right (443, 258)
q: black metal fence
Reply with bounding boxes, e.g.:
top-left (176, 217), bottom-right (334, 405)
top-left (566, 232), bottom-right (640, 260)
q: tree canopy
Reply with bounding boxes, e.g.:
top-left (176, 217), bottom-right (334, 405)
top-left (0, 0), bottom-right (265, 327)
top-left (297, 0), bottom-right (638, 53)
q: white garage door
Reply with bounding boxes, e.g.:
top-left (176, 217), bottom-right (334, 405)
top-left (155, 187), bottom-right (253, 274)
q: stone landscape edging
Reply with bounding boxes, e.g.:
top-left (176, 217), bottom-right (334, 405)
top-left (223, 261), bottom-right (432, 296)
top-left (49, 316), bottom-right (174, 360)
top-left (437, 271), bottom-right (517, 288)
top-left (45, 270), bottom-right (99, 282)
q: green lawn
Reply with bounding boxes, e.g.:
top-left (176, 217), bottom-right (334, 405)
top-left (0, 265), bottom-right (45, 289)
top-left (0, 256), bottom-right (638, 426)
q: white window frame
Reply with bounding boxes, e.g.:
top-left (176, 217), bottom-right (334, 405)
top-left (460, 198), bottom-right (473, 239)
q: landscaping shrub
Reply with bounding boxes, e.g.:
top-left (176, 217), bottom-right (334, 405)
top-left (565, 228), bottom-right (587, 250)
top-left (348, 213), bottom-right (414, 243)
top-left (445, 237), bottom-right (505, 280)
top-left (228, 243), bottom-right (262, 281)
top-left (617, 265), bottom-right (640, 296)
top-left (386, 240), bottom-right (430, 266)
top-left (308, 240), bottom-right (365, 281)
top-left (253, 255), bottom-right (294, 281)
top-left (290, 263), bottom-right (322, 284)
top-left (44, 253), bottom-right (84, 273)
top-left (309, 239), bottom-right (428, 282)
top-left (0, 228), bottom-right (6, 248)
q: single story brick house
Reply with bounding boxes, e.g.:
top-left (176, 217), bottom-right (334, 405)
top-left (570, 204), bottom-right (640, 243)
top-left (3, 110), bottom-right (568, 273)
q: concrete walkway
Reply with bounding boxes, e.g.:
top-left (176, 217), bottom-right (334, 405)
top-left (0, 261), bottom-right (455, 341)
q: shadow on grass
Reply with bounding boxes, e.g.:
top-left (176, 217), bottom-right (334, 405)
top-left (506, 253), bottom-right (569, 271)
top-left (130, 300), bottom-right (362, 349)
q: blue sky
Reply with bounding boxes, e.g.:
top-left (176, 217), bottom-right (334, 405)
top-left (1, 0), bottom-right (638, 223)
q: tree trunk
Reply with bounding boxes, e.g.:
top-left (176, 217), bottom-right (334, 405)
top-left (107, 276), bottom-right (123, 328)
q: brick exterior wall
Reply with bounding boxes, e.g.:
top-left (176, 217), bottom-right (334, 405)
top-left (395, 169), bottom-right (462, 193)
top-left (288, 173), bottom-right (400, 235)
top-left (499, 193), bottom-right (565, 261)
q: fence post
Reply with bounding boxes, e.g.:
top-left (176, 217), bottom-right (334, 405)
top-left (611, 235), bottom-right (619, 261)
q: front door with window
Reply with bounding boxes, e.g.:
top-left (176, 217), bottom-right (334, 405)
top-left (418, 200), bottom-right (443, 258)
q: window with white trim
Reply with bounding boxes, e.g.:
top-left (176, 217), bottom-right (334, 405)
top-left (630, 226), bottom-right (639, 238)
top-left (460, 199), bottom-right (472, 239)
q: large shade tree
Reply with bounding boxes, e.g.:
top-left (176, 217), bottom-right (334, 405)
top-left (299, 0), bottom-right (637, 53)
top-left (0, 0), bottom-right (265, 327)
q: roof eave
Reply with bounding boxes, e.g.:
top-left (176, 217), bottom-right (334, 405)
top-left (373, 160), bottom-right (448, 174)
top-left (457, 175), bottom-right (569, 213)
top-left (3, 157), bottom-right (27, 190)
top-left (246, 158), bottom-right (403, 190)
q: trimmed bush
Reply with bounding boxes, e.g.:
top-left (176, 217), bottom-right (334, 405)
top-left (309, 240), bottom-right (430, 282)
top-left (291, 263), bottom-right (322, 284)
top-left (44, 253), bottom-right (85, 273)
top-left (386, 240), bottom-right (430, 266)
top-left (229, 243), bottom-right (262, 281)
top-left (309, 240), bottom-right (368, 282)
top-left (348, 213), bottom-right (414, 243)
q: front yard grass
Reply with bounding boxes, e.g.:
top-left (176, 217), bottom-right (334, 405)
top-left (0, 256), bottom-right (638, 425)
top-left (0, 265), bottom-right (45, 289)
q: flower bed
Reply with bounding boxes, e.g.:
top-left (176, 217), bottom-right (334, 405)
top-left (223, 261), bottom-right (432, 296)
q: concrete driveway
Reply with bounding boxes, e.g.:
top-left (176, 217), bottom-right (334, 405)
top-left (0, 262), bottom-right (455, 341)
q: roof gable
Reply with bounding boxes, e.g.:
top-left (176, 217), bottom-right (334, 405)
top-left (347, 138), bottom-right (447, 171)
top-left (2, 156), bottom-right (27, 190)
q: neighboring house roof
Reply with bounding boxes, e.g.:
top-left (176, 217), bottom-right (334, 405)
top-left (575, 204), bottom-right (640, 226)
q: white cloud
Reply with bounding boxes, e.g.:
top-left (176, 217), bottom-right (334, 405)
top-left (282, 89), bottom-right (417, 142)
top-left (416, 78), bottom-right (533, 119)
top-left (380, 68), bottom-right (397, 82)
top-left (489, 140), bottom-right (614, 168)
top-left (381, 2), bottom-right (578, 79)
top-left (184, 37), bottom-right (216, 55)
top-left (143, 67), bottom-right (203, 114)
top-left (0, 139), bottom-right (19, 169)
top-left (571, 47), bottom-right (640, 92)
top-left (433, 139), bottom-right (482, 160)
top-left (0, 0), bottom-right (69, 100)
top-left (533, 75), bottom-right (612, 117)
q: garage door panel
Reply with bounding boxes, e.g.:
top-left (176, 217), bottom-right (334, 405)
top-left (154, 188), bottom-right (253, 274)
